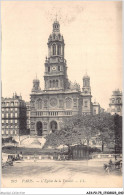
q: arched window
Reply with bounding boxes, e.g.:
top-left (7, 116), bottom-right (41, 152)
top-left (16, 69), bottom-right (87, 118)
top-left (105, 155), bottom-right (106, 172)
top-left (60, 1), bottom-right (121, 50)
top-left (117, 98), bottom-right (121, 104)
top-left (53, 44), bottom-right (56, 55)
top-left (66, 97), bottom-right (72, 109)
top-left (36, 99), bottom-right (42, 109)
top-left (48, 66), bottom-right (50, 72)
top-left (57, 45), bottom-right (61, 55)
top-left (59, 45), bottom-right (61, 55)
top-left (49, 80), bottom-right (52, 88)
top-left (58, 66), bottom-right (60, 71)
top-left (50, 121), bottom-right (58, 132)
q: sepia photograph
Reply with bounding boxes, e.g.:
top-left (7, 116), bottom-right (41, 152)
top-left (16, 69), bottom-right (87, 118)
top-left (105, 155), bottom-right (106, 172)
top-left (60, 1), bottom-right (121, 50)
top-left (1, 0), bottom-right (123, 189)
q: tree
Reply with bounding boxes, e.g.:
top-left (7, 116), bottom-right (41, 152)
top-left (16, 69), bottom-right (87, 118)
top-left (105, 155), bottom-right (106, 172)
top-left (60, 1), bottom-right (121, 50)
top-left (44, 114), bottom-right (95, 149)
top-left (88, 113), bottom-right (115, 152)
top-left (92, 113), bottom-right (122, 153)
top-left (114, 114), bottom-right (122, 154)
top-left (62, 113), bottom-right (114, 151)
top-left (44, 113), bottom-right (122, 154)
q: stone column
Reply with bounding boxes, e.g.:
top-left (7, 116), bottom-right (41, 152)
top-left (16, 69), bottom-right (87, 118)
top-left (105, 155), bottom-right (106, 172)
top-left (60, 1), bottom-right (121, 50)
top-left (56, 44), bottom-right (57, 55)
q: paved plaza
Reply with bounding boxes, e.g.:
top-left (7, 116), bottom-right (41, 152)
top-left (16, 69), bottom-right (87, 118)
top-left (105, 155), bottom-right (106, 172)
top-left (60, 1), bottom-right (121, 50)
top-left (2, 159), bottom-right (122, 188)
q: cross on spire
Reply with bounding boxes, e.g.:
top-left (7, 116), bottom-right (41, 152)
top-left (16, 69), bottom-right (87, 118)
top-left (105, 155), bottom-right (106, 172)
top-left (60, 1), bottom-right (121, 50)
top-left (85, 51), bottom-right (87, 74)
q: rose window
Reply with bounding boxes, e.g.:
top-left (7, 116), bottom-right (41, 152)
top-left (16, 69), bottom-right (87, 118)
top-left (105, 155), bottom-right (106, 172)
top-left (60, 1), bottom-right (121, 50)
top-left (50, 98), bottom-right (57, 107)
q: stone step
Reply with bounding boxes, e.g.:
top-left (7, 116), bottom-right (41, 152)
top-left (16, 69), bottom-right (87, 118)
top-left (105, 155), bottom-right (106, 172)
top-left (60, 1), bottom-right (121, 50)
top-left (20, 136), bottom-right (46, 149)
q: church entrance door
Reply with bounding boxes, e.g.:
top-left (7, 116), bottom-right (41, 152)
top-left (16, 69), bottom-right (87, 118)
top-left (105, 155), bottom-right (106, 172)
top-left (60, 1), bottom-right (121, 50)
top-left (36, 121), bottom-right (42, 136)
top-left (50, 121), bottom-right (57, 133)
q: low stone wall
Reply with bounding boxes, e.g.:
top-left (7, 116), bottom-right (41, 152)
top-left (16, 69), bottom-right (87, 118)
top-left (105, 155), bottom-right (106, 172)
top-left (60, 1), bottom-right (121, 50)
top-left (23, 155), bottom-right (53, 161)
top-left (91, 153), bottom-right (122, 159)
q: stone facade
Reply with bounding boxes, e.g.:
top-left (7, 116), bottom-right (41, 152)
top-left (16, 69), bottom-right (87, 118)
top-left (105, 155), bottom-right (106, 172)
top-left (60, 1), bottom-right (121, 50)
top-left (26, 102), bottom-right (30, 131)
top-left (30, 20), bottom-right (100, 137)
top-left (108, 89), bottom-right (122, 116)
top-left (1, 93), bottom-right (27, 137)
top-left (92, 100), bottom-right (100, 115)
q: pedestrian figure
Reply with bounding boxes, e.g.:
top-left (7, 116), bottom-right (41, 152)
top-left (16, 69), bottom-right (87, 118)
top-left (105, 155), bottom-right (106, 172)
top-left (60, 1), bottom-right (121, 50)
top-left (109, 159), bottom-right (113, 165)
top-left (19, 152), bottom-right (23, 160)
top-left (58, 154), bottom-right (60, 161)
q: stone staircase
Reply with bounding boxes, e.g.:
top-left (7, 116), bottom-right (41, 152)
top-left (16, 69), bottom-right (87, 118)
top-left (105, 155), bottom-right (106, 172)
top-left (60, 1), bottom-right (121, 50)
top-left (20, 136), bottom-right (46, 148)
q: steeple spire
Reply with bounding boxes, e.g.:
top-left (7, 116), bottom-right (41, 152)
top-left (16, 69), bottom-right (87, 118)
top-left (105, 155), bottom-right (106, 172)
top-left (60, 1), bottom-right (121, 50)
top-left (55, 13), bottom-right (58, 21)
top-left (85, 51), bottom-right (88, 75)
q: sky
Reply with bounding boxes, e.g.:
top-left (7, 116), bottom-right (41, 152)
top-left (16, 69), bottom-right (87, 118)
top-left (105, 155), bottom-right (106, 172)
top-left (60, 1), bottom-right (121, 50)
top-left (1, 1), bottom-right (122, 110)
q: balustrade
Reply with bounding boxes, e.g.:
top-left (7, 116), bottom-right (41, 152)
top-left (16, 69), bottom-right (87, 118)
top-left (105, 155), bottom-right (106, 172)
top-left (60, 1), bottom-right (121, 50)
top-left (31, 110), bottom-right (73, 117)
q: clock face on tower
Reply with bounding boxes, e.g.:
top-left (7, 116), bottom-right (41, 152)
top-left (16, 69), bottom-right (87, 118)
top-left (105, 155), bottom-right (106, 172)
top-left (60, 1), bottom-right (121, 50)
top-left (52, 66), bottom-right (56, 71)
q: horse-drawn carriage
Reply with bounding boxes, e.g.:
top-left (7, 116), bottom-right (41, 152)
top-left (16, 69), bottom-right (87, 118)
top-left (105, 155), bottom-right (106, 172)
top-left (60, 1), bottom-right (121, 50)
top-left (4, 155), bottom-right (14, 166)
top-left (104, 159), bottom-right (122, 174)
top-left (2, 153), bottom-right (23, 168)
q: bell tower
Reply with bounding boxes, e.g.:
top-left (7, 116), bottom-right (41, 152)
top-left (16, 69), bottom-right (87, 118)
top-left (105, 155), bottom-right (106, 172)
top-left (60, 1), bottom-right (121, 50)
top-left (82, 73), bottom-right (91, 95)
top-left (32, 77), bottom-right (41, 93)
top-left (82, 73), bottom-right (92, 115)
top-left (44, 20), bottom-right (69, 91)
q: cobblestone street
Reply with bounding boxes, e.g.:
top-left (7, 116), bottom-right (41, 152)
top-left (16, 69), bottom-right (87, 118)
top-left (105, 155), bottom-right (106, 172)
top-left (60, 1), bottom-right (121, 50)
top-left (2, 159), bottom-right (122, 188)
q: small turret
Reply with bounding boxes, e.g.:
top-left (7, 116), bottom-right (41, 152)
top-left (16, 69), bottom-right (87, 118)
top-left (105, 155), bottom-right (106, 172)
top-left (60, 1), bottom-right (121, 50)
top-left (82, 72), bottom-right (91, 95)
top-left (83, 72), bottom-right (90, 87)
top-left (32, 76), bottom-right (41, 92)
top-left (53, 20), bottom-right (60, 33)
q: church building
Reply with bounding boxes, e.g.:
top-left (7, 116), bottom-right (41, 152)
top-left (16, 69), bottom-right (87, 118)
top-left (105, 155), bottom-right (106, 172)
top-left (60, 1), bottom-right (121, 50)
top-left (30, 20), bottom-right (99, 136)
